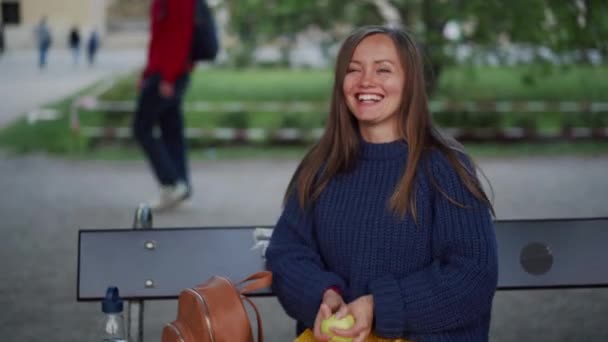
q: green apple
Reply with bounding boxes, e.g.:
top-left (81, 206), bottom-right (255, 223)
top-left (321, 314), bottom-right (355, 342)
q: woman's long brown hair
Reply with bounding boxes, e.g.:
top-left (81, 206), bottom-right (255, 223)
top-left (286, 26), bottom-right (493, 219)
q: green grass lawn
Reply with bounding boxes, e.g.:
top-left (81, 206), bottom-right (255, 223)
top-left (102, 68), bottom-right (334, 102)
top-left (70, 142), bottom-right (608, 161)
top-left (102, 65), bottom-right (608, 102)
top-left (439, 65), bottom-right (608, 101)
top-left (1, 65), bottom-right (608, 158)
top-left (95, 65), bottom-right (608, 131)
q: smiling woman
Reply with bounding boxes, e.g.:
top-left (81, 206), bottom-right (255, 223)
top-left (266, 25), bottom-right (498, 342)
top-left (343, 34), bottom-right (405, 143)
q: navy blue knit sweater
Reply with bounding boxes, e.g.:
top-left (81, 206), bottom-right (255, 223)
top-left (266, 139), bottom-right (498, 342)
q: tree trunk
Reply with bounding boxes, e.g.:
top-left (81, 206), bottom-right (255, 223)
top-left (424, 57), bottom-right (443, 97)
top-left (389, 0), bottom-right (446, 96)
top-left (421, 0), bottom-right (448, 96)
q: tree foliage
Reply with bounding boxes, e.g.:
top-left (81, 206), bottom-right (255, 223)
top-left (222, 0), bottom-right (608, 86)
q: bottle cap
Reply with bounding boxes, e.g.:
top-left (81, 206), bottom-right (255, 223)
top-left (102, 286), bottom-right (124, 313)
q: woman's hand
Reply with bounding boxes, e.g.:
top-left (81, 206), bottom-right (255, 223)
top-left (313, 288), bottom-right (348, 341)
top-left (333, 295), bottom-right (374, 342)
top-left (159, 80), bottom-right (175, 98)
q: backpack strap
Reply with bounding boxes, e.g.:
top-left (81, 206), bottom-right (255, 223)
top-left (235, 271), bottom-right (271, 341)
top-left (242, 295), bottom-right (264, 342)
top-left (237, 271), bottom-right (272, 294)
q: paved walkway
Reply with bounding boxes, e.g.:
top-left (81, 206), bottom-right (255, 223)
top-left (1, 153), bottom-right (607, 341)
top-left (1, 49), bottom-right (608, 341)
top-left (0, 48), bottom-right (145, 127)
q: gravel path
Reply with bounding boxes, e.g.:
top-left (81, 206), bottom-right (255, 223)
top-left (1, 152), bottom-right (607, 341)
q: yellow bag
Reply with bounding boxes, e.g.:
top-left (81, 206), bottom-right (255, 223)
top-left (294, 329), bottom-right (409, 342)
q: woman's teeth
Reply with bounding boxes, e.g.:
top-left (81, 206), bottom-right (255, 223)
top-left (357, 94), bottom-right (383, 102)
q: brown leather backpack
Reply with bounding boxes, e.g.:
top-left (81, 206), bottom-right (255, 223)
top-left (162, 271), bottom-right (272, 342)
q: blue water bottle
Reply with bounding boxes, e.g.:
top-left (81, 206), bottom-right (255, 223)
top-left (102, 286), bottom-right (127, 342)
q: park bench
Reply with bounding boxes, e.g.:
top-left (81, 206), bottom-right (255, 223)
top-left (77, 206), bottom-right (608, 341)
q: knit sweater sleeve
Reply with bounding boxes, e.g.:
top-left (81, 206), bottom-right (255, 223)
top-left (368, 152), bottom-right (498, 337)
top-left (266, 191), bottom-right (347, 328)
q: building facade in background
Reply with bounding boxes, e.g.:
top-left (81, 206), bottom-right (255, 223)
top-left (0, 0), bottom-right (108, 49)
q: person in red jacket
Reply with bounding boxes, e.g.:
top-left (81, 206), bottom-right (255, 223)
top-left (133, 0), bottom-right (195, 211)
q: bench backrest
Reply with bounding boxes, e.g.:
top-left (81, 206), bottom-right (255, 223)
top-left (77, 218), bottom-right (608, 301)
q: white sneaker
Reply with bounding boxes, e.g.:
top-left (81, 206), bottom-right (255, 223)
top-left (149, 181), bottom-right (189, 212)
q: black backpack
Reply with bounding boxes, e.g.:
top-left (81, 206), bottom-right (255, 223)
top-left (191, 0), bottom-right (219, 62)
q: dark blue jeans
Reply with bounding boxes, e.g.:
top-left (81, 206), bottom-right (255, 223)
top-left (132, 73), bottom-right (191, 188)
top-left (38, 43), bottom-right (49, 69)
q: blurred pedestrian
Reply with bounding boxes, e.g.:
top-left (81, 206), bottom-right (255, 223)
top-left (0, 22), bottom-right (5, 57)
top-left (34, 16), bottom-right (52, 69)
top-left (87, 29), bottom-right (99, 66)
top-left (132, 0), bottom-right (196, 211)
top-left (68, 26), bottom-right (81, 66)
